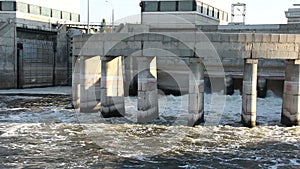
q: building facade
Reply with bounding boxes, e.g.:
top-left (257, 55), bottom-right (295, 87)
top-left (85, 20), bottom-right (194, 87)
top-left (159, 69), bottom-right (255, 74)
top-left (0, 0), bottom-right (81, 89)
top-left (141, 0), bottom-right (229, 29)
top-left (286, 4), bottom-right (300, 24)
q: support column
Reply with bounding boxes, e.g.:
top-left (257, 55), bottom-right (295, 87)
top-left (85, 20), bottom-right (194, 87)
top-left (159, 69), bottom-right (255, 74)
top-left (257, 77), bottom-right (267, 98)
top-left (282, 60), bottom-right (300, 126)
top-left (79, 56), bottom-right (101, 113)
top-left (242, 59), bottom-right (258, 127)
top-left (225, 76), bottom-right (234, 95)
top-left (137, 56), bottom-right (159, 123)
top-left (124, 56), bottom-right (138, 96)
top-left (72, 56), bottom-right (80, 109)
top-left (124, 56), bottom-right (131, 97)
top-left (100, 56), bottom-right (125, 118)
top-left (188, 58), bottom-right (204, 126)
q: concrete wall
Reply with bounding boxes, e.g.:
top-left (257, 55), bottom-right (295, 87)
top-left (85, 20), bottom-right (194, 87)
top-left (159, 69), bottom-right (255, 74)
top-left (142, 12), bottom-right (219, 29)
top-left (55, 26), bottom-right (69, 86)
top-left (0, 21), bottom-right (71, 89)
top-left (0, 22), bottom-right (16, 89)
top-left (73, 31), bottom-right (300, 94)
top-left (198, 24), bottom-right (300, 34)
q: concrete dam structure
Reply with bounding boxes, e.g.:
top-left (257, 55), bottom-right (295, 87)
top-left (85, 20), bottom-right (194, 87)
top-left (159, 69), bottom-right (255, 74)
top-left (73, 25), bottom-right (300, 127)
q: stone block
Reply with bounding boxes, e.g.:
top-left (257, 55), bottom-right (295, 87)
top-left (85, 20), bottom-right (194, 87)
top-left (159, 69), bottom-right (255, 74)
top-left (148, 33), bottom-right (164, 41)
top-left (286, 44), bottom-right (296, 52)
top-left (172, 33), bottom-right (197, 43)
top-left (287, 34), bottom-right (296, 43)
top-left (203, 33), bottom-right (213, 42)
top-left (138, 91), bottom-right (150, 110)
top-left (146, 41), bottom-right (165, 49)
top-left (244, 94), bottom-right (257, 113)
top-left (188, 93), bottom-right (204, 111)
top-left (290, 95), bottom-right (300, 115)
top-left (229, 34), bottom-right (239, 42)
top-left (110, 33), bottom-right (133, 41)
top-left (271, 34), bottom-right (280, 43)
top-left (279, 34), bottom-right (288, 43)
top-left (106, 96), bottom-right (124, 106)
top-left (237, 34), bottom-right (246, 42)
top-left (254, 34), bottom-right (263, 42)
top-left (295, 35), bottom-right (300, 43)
top-left (211, 33), bottom-right (222, 42)
top-left (243, 81), bottom-right (256, 95)
top-left (220, 33), bottom-right (230, 42)
top-left (139, 79), bottom-right (157, 91)
top-left (189, 80), bottom-right (204, 93)
top-left (290, 114), bottom-right (300, 125)
top-left (134, 33), bottom-right (149, 41)
top-left (282, 108), bottom-right (290, 118)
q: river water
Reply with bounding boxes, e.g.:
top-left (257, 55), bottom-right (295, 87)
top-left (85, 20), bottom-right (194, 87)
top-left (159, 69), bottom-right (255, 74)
top-left (0, 92), bottom-right (299, 169)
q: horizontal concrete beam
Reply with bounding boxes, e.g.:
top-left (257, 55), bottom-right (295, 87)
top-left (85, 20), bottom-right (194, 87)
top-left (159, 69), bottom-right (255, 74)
top-left (74, 30), bottom-right (300, 60)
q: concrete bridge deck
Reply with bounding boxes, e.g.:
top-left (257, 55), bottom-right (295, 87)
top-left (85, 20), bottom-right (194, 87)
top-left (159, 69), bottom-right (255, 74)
top-left (73, 29), bottom-right (300, 127)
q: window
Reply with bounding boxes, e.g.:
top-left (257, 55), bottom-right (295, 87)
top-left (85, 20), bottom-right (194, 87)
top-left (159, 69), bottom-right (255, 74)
top-left (224, 12), bottom-right (228, 21)
top-left (143, 1), bottom-right (158, 12)
top-left (160, 1), bottom-right (176, 12)
top-left (41, 7), bottom-right (51, 17)
top-left (17, 2), bottom-right (28, 13)
top-left (52, 9), bottom-right (61, 19)
top-left (202, 4), bottom-right (208, 15)
top-left (1, 1), bottom-right (16, 11)
top-left (214, 8), bottom-right (219, 18)
top-left (208, 6), bottom-right (213, 17)
top-left (62, 11), bottom-right (70, 20)
top-left (178, 1), bottom-right (193, 11)
top-left (219, 10), bottom-right (223, 20)
top-left (71, 13), bottom-right (80, 22)
top-left (29, 4), bottom-right (40, 15)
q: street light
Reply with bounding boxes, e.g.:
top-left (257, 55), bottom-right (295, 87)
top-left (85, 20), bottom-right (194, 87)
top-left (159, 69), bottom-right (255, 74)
top-left (106, 0), bottom-right (114, 27)
top-left (87, 0), bottom-right (90, 33)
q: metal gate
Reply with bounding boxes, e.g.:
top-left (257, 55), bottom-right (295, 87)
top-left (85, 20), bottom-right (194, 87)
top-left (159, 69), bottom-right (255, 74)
top-left (17, 39), bottom-right (55, 88)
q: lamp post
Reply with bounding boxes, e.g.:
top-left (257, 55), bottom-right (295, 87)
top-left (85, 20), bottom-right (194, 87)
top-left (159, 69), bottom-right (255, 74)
top-left (87, 0), bottom-right (90, 33)
top-left (106, 0), bottom-right (114, 27)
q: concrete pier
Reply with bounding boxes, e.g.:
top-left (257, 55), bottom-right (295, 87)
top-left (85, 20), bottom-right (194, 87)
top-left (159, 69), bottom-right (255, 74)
top-left (79, 56), bottom-right (101, 112)
top-left (73, 30), bottom-right (300, 127)
top-left (282, 60), bottom-right (300, 126)
top-left (100, 56), bottom-right (125, 117)
top-left (124, 56), bottom-right (138, 96)
top-left (242, 59), bottom-right (258, 127)
top-left (258, 77), bottom-right (267, 98)
top-left (225, 77), bottom-right (234, 95)
top-left (137, 56), bottom-right (159, 122)
top-left (188, 58), bottom-right (204, 126)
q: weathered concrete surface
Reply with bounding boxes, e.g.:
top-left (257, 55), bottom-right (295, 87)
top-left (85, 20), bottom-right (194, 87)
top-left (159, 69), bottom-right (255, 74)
top-left (73, 31), bottom-right (299, 82)
top-left (72, 56), bottom-right (80, 109)
top-left (79, 56), bottom-right (101, 113)
top-left (74, 32), bottom-right (300, 60)
top-left (282, 60), bottom-right (300, 126)
top-left (0, 23), bottom-right (16, 89)
top-left (55, 26), bottom-right (69, 86)
top-left (100, 56), bottom-right (125, 117)
top-left (188, 58), bottom-right (204, 126)
top-left (198, 24), bottom-right (300, 34)
top-left (137, 56), bottom-right (159, 123)
top-left (73, 27), bottom-right (300, 126)
top-left (242, 59), bottom-right (258, 127)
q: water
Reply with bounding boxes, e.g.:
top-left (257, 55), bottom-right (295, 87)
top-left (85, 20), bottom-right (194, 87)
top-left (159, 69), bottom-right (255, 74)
top-left (0, 92), bottom-right (299, 169)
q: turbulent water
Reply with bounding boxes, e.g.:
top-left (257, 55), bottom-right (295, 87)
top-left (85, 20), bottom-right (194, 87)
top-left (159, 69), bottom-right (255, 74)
top-left (0, 92), bottom-right (299, 169)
